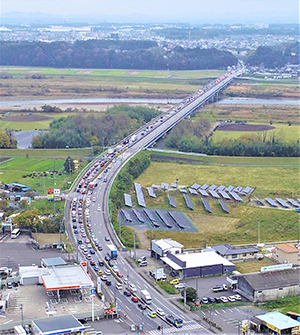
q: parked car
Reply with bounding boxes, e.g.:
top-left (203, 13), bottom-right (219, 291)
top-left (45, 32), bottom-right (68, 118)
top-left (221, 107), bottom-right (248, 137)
top-left (208, 297), bottom-right (216, 304)
top-left (139, 261), bottom-right (147, 267)
top-left (220, 296), bottom-right (228, 303)
top-left (228, 296), bottom-right (236, 302)
top-left (201, 297), bottom-right (209, 304)
top-left (174, 283), bottom-right (185, 290)
top-left (170, 279), bottom-right (179, 285)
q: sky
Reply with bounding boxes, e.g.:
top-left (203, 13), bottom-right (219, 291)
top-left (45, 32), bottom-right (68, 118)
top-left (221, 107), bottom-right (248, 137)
top-left (1, 0), bottom-right (299, 24)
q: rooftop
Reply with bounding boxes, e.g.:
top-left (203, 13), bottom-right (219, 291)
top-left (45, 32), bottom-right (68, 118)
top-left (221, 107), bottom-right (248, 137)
top-left (33, 315), bottom-right (85, 333)
top-left (275, 243), bottom-right (299, 253)
top-left (212, 243), bottom-right (260, 256)
top-left (239, 267), bottom-right (300, 291)
top-left (256, 311), bottom-right (300, 330)
top-left (41, 257), bottom-right (67, 267)
top-left (41, 264), bottom-right (93, 291)
top-left (153, 238), bottom-right (183, 250)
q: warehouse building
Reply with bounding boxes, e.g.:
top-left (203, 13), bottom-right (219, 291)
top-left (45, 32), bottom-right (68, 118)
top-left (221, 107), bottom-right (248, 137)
top-left (161, 248), bottom-right (235, 279)
top-left (151, 238), bottom-right (183, 260)
top-left (237, 267), bottom-right (300, 302)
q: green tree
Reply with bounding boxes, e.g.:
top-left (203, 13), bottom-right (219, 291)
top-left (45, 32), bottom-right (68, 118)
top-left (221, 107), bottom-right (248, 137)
top-left (181, 287), bottom-right (198, 302)
top-left (64, 156), bottom-right (75, 174)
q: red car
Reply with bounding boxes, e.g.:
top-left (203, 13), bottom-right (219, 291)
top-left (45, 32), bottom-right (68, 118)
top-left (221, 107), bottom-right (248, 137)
top-left (117, 271), bottom-right (123, 278)
top-left (131, 296), bottom-right (139, 303)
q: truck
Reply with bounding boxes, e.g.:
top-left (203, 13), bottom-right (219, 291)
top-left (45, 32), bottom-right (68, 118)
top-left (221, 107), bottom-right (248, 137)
top-left (212, 283), bottom-right (228, 292)
top-left (107, 244), bottom-right (118, 260)
top-left (140, 289), bottom-right (152, 305)
top-left (14, 325), bottom-right (26, 335)
top-left (165, 315), bottom-right (183, 328)
top-left (149, 268), bottom-right (166, 281)
top-left (130, 134), bottom-right (137, 142)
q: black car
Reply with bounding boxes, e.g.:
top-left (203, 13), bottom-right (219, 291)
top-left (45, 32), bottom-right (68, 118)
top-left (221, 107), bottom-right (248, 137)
top-left (208, 297), bottom-right (216, 304)
top-left (90, 249), bottom-right (95, 254)
top-left (77, 239), bottom-right (83, 244)
top-left (108, 260), bottom-right (113, 267)
top-left (98, 260), bottom-right (104, 266)
top-left (73, 224), bottom-right (77, 229)
top-left (97, 245), bottom-right (102, 251)
top-left (90, 260), bottom-right (96, 266)
top-left (105, 255), bottom-right (110, 262)
top-left (138, 303), bottom-right (146, 310)
top-left (123, 290), bottom-right (131, 296)
top-left (106, 280), bottom-right (111, 286)
top-left (214, 297), bottom-right (221, 303)
top-left (74, 230), bottom-right (78, 234)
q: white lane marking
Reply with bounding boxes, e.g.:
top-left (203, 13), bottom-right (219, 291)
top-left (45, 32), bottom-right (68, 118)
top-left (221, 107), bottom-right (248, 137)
top-left (222, 309), bottom-right (226, 313)
top-left (125, 305), bottom-right (131, 311)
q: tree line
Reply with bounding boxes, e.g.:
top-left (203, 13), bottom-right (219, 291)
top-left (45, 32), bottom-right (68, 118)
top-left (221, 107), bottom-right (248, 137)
top-left (32, 105), bottom-right (160, 149)
top-left (165, 119), bottom-right (300, 157)
top-left (0, 40), bottom-right (237, 70)
top-left (0, 131), bottom-right (17, 148)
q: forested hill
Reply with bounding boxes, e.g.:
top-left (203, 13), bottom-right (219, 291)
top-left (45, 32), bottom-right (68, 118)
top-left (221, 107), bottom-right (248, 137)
top-left (0, 40), bottom-right (237, 70)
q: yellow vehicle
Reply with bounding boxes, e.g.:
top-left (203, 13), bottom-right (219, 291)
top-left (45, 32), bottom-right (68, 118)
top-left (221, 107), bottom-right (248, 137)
top-left (148, 311), bottom-right (157, 318)
top-left (170, 279), bottom-right (179, 285)
top-left (98, 269), bottom-right (103, 276)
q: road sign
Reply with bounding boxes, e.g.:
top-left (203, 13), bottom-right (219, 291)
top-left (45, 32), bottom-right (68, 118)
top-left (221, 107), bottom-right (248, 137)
top-left (90, 288), bottom-right (96, 295)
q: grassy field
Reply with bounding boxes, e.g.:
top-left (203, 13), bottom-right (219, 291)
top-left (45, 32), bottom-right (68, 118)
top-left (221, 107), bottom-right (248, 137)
top-left (234, 258), bottom-right (278, 274)
top-left (0, 148), bottom-right (91, 159)
top-left (131, 160), bottom-right (299, 248)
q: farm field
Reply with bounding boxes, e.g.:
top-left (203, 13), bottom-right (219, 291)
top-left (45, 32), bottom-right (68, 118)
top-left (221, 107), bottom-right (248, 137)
top-left (132, 160), bottom-right (299, 248)
top-left (0, 148), bottom-right (90, 159)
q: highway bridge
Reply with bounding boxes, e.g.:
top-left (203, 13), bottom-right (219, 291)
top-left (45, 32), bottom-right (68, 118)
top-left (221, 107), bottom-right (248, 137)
top-left (66, 67), bottom-right (244, 334)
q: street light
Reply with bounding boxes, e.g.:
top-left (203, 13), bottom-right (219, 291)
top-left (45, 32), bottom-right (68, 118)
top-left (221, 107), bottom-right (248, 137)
top-left (20, 304), bottom-right (24, 327)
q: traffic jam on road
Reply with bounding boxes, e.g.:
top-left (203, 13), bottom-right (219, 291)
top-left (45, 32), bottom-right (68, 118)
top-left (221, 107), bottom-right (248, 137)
top-left (69, 68), bottom-right (243, 332)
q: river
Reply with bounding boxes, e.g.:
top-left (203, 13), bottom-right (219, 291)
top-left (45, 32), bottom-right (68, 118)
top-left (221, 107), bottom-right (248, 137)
top-left (0, 97), bottom-right (298, 108)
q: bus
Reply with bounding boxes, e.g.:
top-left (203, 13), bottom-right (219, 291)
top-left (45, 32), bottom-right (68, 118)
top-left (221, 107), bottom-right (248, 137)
top-left (11, 228), bottom-right (20, 239)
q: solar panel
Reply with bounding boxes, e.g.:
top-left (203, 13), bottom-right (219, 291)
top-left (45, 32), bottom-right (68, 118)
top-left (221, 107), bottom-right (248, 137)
top-left (265, 198), bottom-right (278, 207)
top-left (242, 186), bottom-right (252, 194)
top-left (219, 191), bottom-right (231, 200)
top-left (161, 183), bottom-right (169, 191)
top-left (152, 184), bottom-right (160, 189)
top-left (124, 193), bottom-right (132, 207)
top-left (168, 211), bottom-right (185, 229)
top-left (180, 189), bottom-right (187, 193)
top-left (229, 192), bottom-right (243, 202)
top-left (132, 209), bottom-right (144, 222)
top-left (155, 209), bottom-right (173, 228)
top-left (219, 200), bottom-right (230, 214)
top-left (171, 183), bottom-right (178, 188)
top-left (234, 186), bottom-right (243, 193)
top-left (209, 184), bottom-right (217, 191)
top-left (134, 182), bottom-right (146, 207)
top-left (183, 194), bottom-right (194, 210)
top-left (121, 209), bottom-right (132, 222)
top-left (201, 197), bottom-right (213, 213)
top-left (217, 185), bottom-right (226, 192)
top-left (254, 196), bottom-right (264, 206)
top-left (147, 187), bottom-right (156, 198)
top-left (226, 185), bottom-right (234, 192)
top-left (287, 198), bottom-right (300, 207)
top-left (168, 194), bottom-right (177, 208)
top-left (209, 190), bottom-right (220, 199)
top-left (191, 183), bottom-right (201, 190)
top-left (275, 198), bottom-right (290, 208)
top-left (143, 208), bottom-right (160, 227)
top-left (201, 184), bottom-right (209, 190)
top-left (189, 188), bottom-right (198, 195)
top-left (198, 189), bottom-right (209, 197)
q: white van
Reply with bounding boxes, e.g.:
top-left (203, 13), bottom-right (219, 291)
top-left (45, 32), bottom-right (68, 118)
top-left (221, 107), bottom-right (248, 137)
top-left (115, 282), bottom-right (122, 290)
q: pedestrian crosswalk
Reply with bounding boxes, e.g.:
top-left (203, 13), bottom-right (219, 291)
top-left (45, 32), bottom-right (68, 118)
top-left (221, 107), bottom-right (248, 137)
top-left (148, 322), bottom-right (203, 335)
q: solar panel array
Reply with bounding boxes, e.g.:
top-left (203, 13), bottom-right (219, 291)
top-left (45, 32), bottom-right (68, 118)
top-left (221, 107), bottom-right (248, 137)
top-left (152, 184), bottom-right (160, 189)
top-left (209, 184), bottom-right (217, 191)
top-left (242, 186), bottom-right (252, 194)
top-left (287, 198), bottom-right (300, 207)
top-left (209, 190), bottom-right (220, 199)
top-left (219, 191), bottom-right (231, 200)
top-left (191, 183), bottom-right (201, 190)
top-left (143, 208), bottom-right (159, 227)
top-left (147, 187), bottom-right (156, 198)
top-left (124, 193), bottom-right (132, 207)
top-left (201, 197), bottom-right (213, 213)
top-left (134, 182), bottom-right (146, 207)
top-left (255, 196), bottom-right (264, 206)
top-left (201, 184), bottom-right (209, 190)
top-left (180, 189), bottom-right (187, 193)
top-left (217, 185), bottom-right (226, 192)
top-left (229, 192), bottom-right (243, 202)
top-left (168, 194), bottom-right (177, 208)
top-left (132, 209), bottom-right (144, 222)
top-left (265, 198), bottom-right (278, 207)
top-left (121, 209), bottom-right (132, 222)
top-left (155, 209), bottom-right (173, 228)
top-left (171, 182), bottom-right (178, 188)
top-left (219, 200), bottom-right (230, 214)
top-left (161, 183), bottom-right (169, 191)
top-left (226, 185), bottom-right (234, 192)
top-left (189, 188), bottom-right (198, 195)
top-left (168, 211), bottom-right (185, 229)
top-left (184, 194), bottom-right (194, 210)
top-left (275, 198), bottom-right (290, 208)
top-left (235, 186), bottom-right (243, 193)
top-left (199, 189), bottom-right (209, 197)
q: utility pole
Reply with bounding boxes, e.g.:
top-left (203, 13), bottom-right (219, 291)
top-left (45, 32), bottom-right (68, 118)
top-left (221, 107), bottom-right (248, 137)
top-left (133, 232), bottom-right (136, 260)
top-left (258, 221), bottom-right (260, 244)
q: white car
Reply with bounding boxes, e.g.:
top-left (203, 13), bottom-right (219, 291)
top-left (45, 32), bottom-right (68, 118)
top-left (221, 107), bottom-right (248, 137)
top-left (129, 283), bottom-right (137, 292)
top-left (97, 206), bottom-right (101, 212)
top-left (115, 283), bottom-right (122, 290)
top-left (156, 308), bottom-right (165, 316)
top-left (174, 283), bottom-right (185, 290)
top-left (112, 265), bottom-right (119, 273)
top-left (233, 294), bottom-right (241, 300)
top-left (220, 296), bottom-right (228, 303)
top-left (228, 296), bottom-right (236, 302)
top-left (105, 269), bottom-right (111, 276)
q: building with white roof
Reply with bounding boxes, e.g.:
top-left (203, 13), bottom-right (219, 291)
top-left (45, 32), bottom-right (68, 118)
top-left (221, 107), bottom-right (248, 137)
top-left (161, 248), bottom-right (235, 279)
top-left (151, 238), bottom-right (183, 259)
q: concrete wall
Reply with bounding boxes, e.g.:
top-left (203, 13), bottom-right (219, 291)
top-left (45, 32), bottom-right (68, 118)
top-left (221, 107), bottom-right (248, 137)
top-left (253, 285), bottom-right (300, 303)
top-left (238, 276), bottom-right (254, 300)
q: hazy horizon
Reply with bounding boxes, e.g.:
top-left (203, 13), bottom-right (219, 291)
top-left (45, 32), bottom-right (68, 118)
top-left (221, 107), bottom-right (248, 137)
top-left (1, 0), bottom-right (299, 24)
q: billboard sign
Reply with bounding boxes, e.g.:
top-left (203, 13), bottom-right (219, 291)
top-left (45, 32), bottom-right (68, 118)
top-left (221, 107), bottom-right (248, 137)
top-left (261, 263), bottom-right (293, 272)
